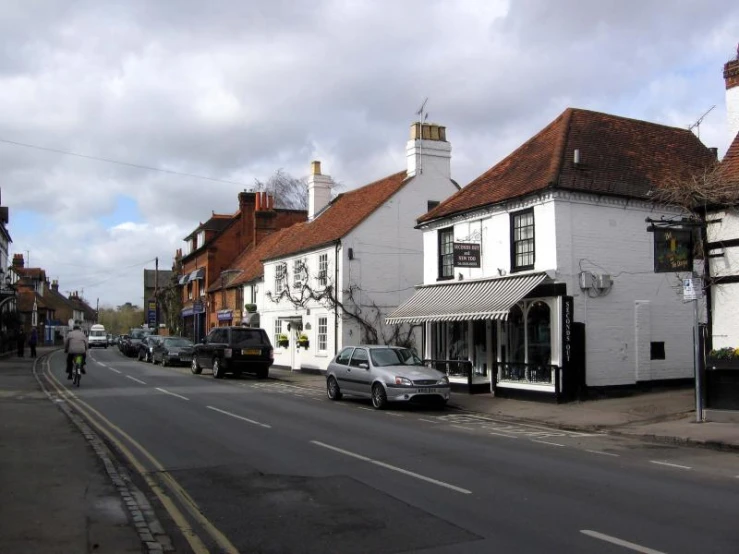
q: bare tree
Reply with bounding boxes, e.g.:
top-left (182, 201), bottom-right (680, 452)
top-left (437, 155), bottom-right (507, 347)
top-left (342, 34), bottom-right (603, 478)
top-left (253, 168), bottom-right (345, 211)
top-left (654, 163), bottom-right (737, 211)
top-left (253, 169), bottom-right (309, 210)
top-left (266, 263), bottom-right (416, 348)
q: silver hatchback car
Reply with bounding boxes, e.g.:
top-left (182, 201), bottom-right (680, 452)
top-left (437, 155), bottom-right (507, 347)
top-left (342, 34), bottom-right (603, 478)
top-left (326, 345), bottom-right (451, 409)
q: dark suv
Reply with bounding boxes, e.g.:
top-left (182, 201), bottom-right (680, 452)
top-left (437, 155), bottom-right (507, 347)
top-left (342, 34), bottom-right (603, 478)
top-left (191, 326), bottom-right (274, 379)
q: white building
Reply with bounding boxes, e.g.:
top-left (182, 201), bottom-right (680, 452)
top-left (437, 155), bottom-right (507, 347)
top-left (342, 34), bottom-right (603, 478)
top-left (250, 123), bottom-right (460, 371)
top-left (707, 51), bottom-right (739, 350)
top-left (388, 108), bottom-right (716, 399)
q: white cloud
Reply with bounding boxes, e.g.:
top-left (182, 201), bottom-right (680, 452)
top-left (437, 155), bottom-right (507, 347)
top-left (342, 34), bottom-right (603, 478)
top-left (1, 0), bottom-right (738, 306)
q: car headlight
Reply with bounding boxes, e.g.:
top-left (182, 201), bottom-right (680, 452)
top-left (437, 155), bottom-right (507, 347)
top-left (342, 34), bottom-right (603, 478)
top-left (437, 376), bottom-right (449, 385)
top-left (394, 376), bottom-right (413, 386)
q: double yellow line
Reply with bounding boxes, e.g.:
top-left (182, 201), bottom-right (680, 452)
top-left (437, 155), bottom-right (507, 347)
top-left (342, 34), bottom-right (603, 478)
top-left (39, 354), bottom-right (239, 554)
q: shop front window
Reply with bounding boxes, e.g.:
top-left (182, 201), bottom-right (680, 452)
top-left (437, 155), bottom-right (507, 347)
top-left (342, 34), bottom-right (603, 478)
top-left (501, 300), bottom-right (553, 384)
top-left (527, 301), bottom-right (551, 366)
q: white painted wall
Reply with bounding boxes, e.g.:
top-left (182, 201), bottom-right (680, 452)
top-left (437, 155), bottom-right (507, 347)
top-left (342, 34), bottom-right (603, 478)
top-left (727, 85), bottom-right (739, 145)
top-left (707, 208), bottom-right (739, 349)
top-left (422, 196), bottom-right (557, 284)
top-left (556, 194), bottom-right (695, 386)
top-left (420, 191), bottom-right (696, 387)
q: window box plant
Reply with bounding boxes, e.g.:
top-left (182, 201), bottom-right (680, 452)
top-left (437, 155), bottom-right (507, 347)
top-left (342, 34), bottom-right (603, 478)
top-left (707, 348), bottom-right (739, 370)
top-left (244, 303), bottom-right (258, 313)
top-left (277, 333), bottom-right (289, 348)
top-left (297, 333), bottom-right (309, 349)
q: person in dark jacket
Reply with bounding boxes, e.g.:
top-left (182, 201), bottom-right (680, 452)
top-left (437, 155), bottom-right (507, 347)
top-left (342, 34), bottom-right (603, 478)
top-left (29, 327), bottom-right (38, 358)
top-left (16, 328), bottom-right (25, 357)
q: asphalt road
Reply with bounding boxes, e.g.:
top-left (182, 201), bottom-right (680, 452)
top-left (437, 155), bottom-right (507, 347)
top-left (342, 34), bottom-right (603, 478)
top-left (43, 348), bottom-right (739, 554)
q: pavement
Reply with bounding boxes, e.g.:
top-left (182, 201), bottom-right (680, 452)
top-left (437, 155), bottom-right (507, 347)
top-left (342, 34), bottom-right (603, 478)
top-left (270, 367), bottom-right (739, 451)
top-left (0, 346), bottom-right (145, 553)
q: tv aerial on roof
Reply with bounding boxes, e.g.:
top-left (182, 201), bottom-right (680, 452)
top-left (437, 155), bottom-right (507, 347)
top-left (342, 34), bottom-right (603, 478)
top-left (688, 105), bottom-right (715, 138)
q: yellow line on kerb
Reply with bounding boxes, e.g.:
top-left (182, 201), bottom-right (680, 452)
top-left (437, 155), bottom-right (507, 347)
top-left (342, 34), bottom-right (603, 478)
top-left (43, 357), bottom-right (239, 554)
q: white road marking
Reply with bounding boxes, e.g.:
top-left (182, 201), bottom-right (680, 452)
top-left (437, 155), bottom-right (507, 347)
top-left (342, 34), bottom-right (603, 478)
top-left (310, 440), bottom-right (472, 495)
top-left (356, 406), bottom-right (374, 412)
top-left (650, 460), bottom-right (691, 470)
top-left (206, 406), bottom-right (271, 428)
top-left (155, 387), bottom-right (189, 401)
top-left (384, 412), bottom-right (403, 417)
top-left (109, 367), bottom-right (122, 374)
top-left (451, 425), bottom-right (475, 431)
top-left (418, 418), bottom-right (440, 424)
top-left (126, 375), bottom-right (146, 384)
top-left (580, 530), bottom-right (666, 554)
top-left (585, 449), bottom-right (619, 457)
top-left (532, 440), bottom-right (565, 447)
top-left (489, 431), bottom-right (518, 439)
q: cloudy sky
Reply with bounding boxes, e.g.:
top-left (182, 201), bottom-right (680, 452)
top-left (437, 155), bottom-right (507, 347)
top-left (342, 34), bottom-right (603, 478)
top-left (2, 0), bottom-right (738, 308)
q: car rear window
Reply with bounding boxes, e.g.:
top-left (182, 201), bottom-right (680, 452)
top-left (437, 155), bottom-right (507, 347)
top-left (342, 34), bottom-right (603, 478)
top-left (230, 328), bottom-right (268, 347)
top-left (165, 338), bottom-right (192, 347)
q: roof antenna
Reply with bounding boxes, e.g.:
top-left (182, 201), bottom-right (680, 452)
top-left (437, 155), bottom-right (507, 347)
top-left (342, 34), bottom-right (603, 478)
top-left (688, 105), bottom-right (715, 138)
top-left (415, 98), bottom-right (429, 174)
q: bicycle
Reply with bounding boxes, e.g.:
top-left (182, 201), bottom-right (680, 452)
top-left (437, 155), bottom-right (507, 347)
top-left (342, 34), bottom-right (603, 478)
top-left (72, 354), bottom-right (84, 387)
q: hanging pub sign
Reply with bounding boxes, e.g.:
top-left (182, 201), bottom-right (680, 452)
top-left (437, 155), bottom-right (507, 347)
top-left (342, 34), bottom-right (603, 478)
top-left (453, 242), bottom-right (481, 267)
top-left (653, 228), bottom-right (692, 273)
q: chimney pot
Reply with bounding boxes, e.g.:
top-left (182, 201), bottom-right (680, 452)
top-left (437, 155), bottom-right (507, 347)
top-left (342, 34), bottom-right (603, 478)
top-left (311, 161), bottom-right (321, 175)
top-left (255, 192), bottom-right (262, 211)
top-left (709, 147), bottom-right (719, 158)
top-left (267, 194), bottom-right (274, 210)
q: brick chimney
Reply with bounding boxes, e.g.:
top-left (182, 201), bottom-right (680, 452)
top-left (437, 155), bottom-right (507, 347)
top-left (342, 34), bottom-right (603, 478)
top-left (12, 253), bottom-right (24, 268)
top-left (406, 122), bottom-right (451, 179)
top-left (51, 279), bottom-right (59, 292)
top-left (308, 161), bottom-right (333, 220)
top-left (238, 191), bottom-right (257, 250)
top-left (725, 44), bottom-right (739, 142)
top-left (254, 192), bottom-right (277, 245)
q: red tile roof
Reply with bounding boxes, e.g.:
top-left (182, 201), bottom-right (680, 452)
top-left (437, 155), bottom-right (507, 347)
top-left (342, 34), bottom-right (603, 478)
top-left (419, 108), bottom-right (716, 223)
top-left (14, 267), bottom-right (47, 281)
top-left (210, 228), bottom-right (295, 290)
top-left (720, 131), bottom-right (739, 186)
top-left (262, 171), bottom-right (410, 261)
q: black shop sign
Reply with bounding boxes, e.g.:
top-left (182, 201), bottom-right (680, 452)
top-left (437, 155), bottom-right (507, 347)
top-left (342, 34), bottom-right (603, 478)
top-left (453, 243), bottom-right (481, 267)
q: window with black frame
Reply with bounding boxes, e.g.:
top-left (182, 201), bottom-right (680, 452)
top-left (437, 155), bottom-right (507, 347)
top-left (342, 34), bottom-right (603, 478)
top-left (438, 227), bottom-right (454, 280)
top-left (511, 208), bottom-right (535, 271)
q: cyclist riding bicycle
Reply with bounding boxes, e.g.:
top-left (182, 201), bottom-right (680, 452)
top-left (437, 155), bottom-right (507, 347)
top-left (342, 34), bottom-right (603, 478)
top-left (64, 324), bottom-right (88, 379)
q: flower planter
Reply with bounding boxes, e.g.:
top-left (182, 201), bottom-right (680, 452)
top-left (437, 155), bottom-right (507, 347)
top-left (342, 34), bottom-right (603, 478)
top-left (707, 358), bottom-right (739, 371)
top-left (277, 334), bottom-right (289, 349)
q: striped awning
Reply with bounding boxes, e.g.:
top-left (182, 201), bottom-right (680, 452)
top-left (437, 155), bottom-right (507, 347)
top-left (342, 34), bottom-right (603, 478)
top-left (386, 272), bottom-right (548, 324)
top-left (178, 275), bottom-right (189, 285)
top-left (188, 268), bottom-right (205, 282)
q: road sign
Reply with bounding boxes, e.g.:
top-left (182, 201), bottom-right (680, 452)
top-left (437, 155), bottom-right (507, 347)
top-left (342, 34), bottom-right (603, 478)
top-left (683, 278), bottom-right (703, 301)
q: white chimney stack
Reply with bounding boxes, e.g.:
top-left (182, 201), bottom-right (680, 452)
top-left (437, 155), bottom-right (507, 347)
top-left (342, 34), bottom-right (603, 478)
top-left (406, 122), bottom-right (451, 179)
top-left (725, 47), bottom-right (739, 142)
top-left (308, 160), bottom-right (332, 220)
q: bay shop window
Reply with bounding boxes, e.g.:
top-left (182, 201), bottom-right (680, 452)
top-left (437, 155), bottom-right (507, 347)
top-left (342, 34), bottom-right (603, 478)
top-left (428, 296), bottom-right (559, 390)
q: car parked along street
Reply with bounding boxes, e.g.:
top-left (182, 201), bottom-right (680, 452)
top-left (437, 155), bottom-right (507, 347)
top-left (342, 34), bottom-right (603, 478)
top-left (326, 345), bottom-right (450, 409)
top-left (152, 336), bottom-right (194, 367)
top-left (191, 326), bottom-right (273, 379)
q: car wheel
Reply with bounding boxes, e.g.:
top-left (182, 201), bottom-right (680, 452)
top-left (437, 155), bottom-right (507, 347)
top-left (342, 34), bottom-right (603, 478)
top-left (212, 358), bottom-right (224, 379)
top-left (256, 367), bottom-right (268, 379)
top-left (191, 358), bottom-right (202, 375)
top-left (371, 383), bottom-right (387, 410)
top-left (327, 376), bottom-right (342, 401)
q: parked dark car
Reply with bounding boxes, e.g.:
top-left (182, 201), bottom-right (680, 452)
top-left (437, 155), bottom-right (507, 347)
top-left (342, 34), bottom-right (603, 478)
top-left (117, 335), bottom-right (129, 352)
top-left (124, 328), bottom-right (152, 357)
top-left (152, 336), bottom-right (194, 367)
top-left (137, 335), bottom-right (162, 362)
top-left (191, 326), bottom-right (273, 379)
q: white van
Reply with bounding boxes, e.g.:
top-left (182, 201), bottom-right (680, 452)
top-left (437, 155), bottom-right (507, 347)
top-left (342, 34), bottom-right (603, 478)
top-left (89, 324), bottom-right (108, 348)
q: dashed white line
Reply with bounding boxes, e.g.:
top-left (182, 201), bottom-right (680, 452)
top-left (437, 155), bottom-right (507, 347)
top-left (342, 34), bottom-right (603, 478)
top-left (532, 440), bottom-right (565, 447)
top-left (155, 387), bottom-right (189, 401)
top-left (310, 440), bottom-right (472, 495)
top-left (650, 460), bottom-right (691, 470)
top-left (489, 431), bottom-right (518, 439)
top-left (585, 449), bottom-right (619, 457)
top-left (418, 418), bottom-right (440, 424)
top-left (206, 406), bottom-right (271, 428)
top-left (109, 368), bottom-right (122, 374)
top-left (384, 412), bottom-right (403, 417)
top-left (356, 406), bottom-right (374, 412)
top-left (580, 530), bottom-right (666, 554)
top-left (125, 375), bottom-right (146, 384)
top-left (451, 424), bottom-right (475, 431)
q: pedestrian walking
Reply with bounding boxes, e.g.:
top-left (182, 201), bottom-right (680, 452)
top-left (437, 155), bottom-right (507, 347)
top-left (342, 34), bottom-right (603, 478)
top-left (29, 327), bottom-right (38, 358)
top-left (16, 327), bottom-right (26, 357)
